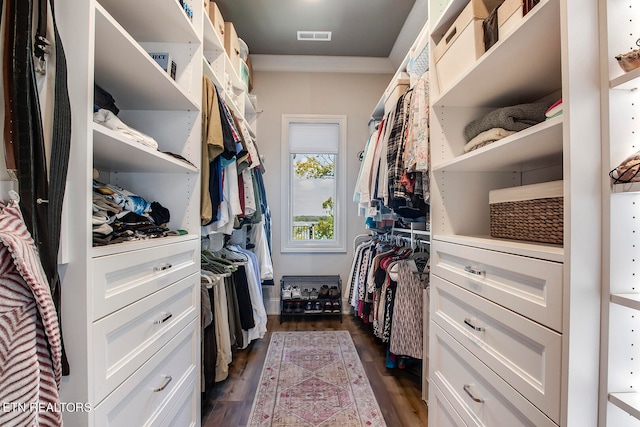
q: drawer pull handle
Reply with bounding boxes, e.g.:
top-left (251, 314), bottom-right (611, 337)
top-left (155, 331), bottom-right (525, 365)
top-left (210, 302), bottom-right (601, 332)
top-left (154, 263), bottom-right (172, 272)
top-left (153, 375), bottom-right (172, 392)
top-left (464, 266), bottom-right (484, 276)
top-left (463, 384), bottom-right (484, 403)
top-left (154, 312), bottom-right (173, 325)
top-left (464, 318), bottom-right (485, 332)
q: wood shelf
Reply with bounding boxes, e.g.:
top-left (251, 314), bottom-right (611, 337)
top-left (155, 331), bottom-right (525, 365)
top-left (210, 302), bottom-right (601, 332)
top-left (610, 67), bottom-right (640, 91)
top-left (609, 393), bottom-right (640, 422)
top-left (93, 124), bottom-right (198, 174)
top-left (94, 5), bottom-right (199, 111)
top-left (98, 0), bottom-right (199, 43)
top-left (610, 294), bottom-right (640, 311)
top-left (432, 0), bottom-right (561, 108)
top-left (611, 181), bottom-right (640, 194)
top-left (432, 116), bottom-right (563, 173)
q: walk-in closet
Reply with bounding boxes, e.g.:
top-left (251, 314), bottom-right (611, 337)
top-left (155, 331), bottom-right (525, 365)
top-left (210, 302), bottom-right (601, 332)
top-left (0, 0), bottom-right (626, 426)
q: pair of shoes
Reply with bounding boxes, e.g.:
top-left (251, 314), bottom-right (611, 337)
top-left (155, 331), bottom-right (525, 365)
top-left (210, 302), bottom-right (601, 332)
top-left (306, 301), bottom-right (322, 313)
top-left (328, 286), bottom-right (340, 299)
top-left (294, 301), bottom-right (305, 313)
top-left (309, 288), bottom-right (319, 299)
top-left (283, 301), bottom-right (294, 313)
top-left (291, 286), bottom-right (302, 300)
top-left (301, 288), bottom-right (310, 300)
top-left (318, 285), bottom-right (329, 299)
top-left (332, 300), bottom-right (340, 313)
top-left (282, 286), bottom-right (292, 300)
top-left (323, 301), bottom-right (332, 312)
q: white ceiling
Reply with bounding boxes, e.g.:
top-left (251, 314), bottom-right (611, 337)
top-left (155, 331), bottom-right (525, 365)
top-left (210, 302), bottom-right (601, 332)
top-left (214, 0), bottom-right (429, 73)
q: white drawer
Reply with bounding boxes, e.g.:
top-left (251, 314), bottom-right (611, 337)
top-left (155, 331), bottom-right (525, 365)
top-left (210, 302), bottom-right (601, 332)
top-left (93, 320), bottom-right (199, 427)
top-left (429, 381), bottom-right (469, 427)
top-left (432, 276), bottom-right (561, 423)
top-left (92, 273), bottom-right (198, 404)
top-left (431, 240), bottom-right (563, 331)
top-left (158, 373), bottom-right (200, 427)
top-left (92, 239), bottom-right (198, 320)
top-left (430, 323), bottom-right (557, 427)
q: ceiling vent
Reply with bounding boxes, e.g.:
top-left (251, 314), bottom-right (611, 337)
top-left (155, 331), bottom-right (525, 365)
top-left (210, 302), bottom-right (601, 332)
top-left (297, 31), bottom-right (332, 41)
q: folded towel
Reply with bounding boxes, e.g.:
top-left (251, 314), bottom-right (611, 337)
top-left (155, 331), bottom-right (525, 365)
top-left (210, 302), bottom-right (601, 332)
top-left (464, 102), bottom-right (550, 141)
top-left (545, 98), bottom-right (563, 119)
top-left (463, 128), bottom-right (516, 153)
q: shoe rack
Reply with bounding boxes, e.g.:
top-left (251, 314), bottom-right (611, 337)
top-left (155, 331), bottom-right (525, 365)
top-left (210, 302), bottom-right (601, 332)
top-left (280, 275), bottom-right (343, 323)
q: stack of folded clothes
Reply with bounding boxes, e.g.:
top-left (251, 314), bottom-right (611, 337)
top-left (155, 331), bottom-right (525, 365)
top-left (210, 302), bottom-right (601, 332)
top-left (463, 102), bottom-right (551, 153)
top-left (92, 180), bottom-right (172, 246)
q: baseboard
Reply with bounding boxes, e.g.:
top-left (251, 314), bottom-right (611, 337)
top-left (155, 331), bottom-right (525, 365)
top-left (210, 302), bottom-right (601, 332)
top-left (265, 298), bottom-right (281, 315)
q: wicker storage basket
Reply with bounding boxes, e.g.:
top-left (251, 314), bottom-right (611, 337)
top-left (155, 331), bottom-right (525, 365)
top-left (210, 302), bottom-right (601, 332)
top-left (489, 181), bottom-right (563, 244)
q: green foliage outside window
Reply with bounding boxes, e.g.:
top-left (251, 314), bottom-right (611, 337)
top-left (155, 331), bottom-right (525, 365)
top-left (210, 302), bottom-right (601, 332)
top-left (293, 155), bottom-right (335, 240)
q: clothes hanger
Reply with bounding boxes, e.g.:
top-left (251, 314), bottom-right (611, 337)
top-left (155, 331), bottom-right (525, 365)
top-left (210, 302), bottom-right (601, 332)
top-left (0, 182), bottom-right (18, 206)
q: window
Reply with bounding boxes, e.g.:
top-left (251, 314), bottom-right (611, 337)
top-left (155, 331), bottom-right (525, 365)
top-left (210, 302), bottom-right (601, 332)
top-left (281, 115), bottom-right (347, 252)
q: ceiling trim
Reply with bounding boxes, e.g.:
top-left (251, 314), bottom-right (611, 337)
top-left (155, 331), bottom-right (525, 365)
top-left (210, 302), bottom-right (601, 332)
top-left (250, 54), bottom-right (395, 74)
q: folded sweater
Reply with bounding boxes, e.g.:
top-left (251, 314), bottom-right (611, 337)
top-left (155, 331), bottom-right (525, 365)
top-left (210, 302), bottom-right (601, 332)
top-left (463, 128), bottom-right (516, 153)
top-left (463, 102), bottom-right (551, 142)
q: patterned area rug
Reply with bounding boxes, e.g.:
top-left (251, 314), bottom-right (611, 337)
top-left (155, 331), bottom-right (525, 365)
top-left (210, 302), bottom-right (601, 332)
top-left (247, 331), bottom-right (387, 427)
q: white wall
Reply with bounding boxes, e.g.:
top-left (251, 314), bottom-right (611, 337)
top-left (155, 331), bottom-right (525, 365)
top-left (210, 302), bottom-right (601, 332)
top-left (252, 71), bottom-right (392, 313)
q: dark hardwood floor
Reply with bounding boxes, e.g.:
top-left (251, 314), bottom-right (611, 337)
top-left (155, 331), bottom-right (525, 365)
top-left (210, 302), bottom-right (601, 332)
top-left (201, 314), bottom-right (429, 426)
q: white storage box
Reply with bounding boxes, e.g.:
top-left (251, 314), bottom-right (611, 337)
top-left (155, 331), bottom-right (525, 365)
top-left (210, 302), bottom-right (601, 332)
top-left (383, 75), bottom-right (410, 115)
top-left (434, 0), bottom-right (503, 93)
top-left (208, 2), bottom-right (225, 43)
top-left (498, 0), bottom-right (524, 39)
top-left (224, 22), bottom-right (241, 75)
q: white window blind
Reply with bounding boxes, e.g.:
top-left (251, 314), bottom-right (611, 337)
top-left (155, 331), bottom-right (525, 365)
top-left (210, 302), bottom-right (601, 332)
top-left (288, 122), bottom-right (339, 154)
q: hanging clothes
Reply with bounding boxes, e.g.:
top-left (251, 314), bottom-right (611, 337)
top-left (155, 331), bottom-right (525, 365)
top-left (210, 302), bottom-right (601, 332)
top-left (348, 234), bottom-right (429, 369)
top-left (389, 259), bottom-right (427, 360)
top-left (201, 76), bottom-right (224, 224)
top-left (0, 199), bottom-right (62, 425)
top-left (3, 0), bottom-right (72, 376)
top-left (353, 73), bottom-right (430, 231)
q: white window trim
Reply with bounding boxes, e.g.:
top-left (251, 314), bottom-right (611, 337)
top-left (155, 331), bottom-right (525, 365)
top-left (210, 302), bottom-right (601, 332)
top-left (280, 114), bottom-right (347, 253)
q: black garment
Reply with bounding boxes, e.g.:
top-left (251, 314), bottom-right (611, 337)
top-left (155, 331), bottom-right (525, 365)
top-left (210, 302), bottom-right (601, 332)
top-left (216, 87), bottom-right (238, 160)
top-left (149, 201), bottom-right (170, 226)
top-left (233, 265), bottom-right (255, 331)
top-left (225, 275), bottom-right (243, 350)
top-left (5, 0), bottom-right (70, 374)
top-left (203, 287), bottom-right (217, 391)
top-left (94, 84), bottom-right (119, 115)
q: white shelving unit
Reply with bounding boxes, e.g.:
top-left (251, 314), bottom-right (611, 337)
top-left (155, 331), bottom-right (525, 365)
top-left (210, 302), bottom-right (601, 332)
top-left (202, 11), bottom-right (257, 134)
top-left (56, 0), bottom-right (203, 425)
top-left (428, 0), bottom-right (602, 425)
top-left (600, 0), bottom-right (640, 425)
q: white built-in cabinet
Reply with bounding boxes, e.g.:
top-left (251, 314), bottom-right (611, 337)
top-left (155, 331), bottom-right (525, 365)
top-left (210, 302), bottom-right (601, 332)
top-left (428, 0), bottom-right (602, 426)
top-left (55, 0), bottom-right (256, 423)
top-left (55, 0), bottom-right (256, 424)
top-left (55, 0), bottom-right (208, 425)
top-left (599, 1), bottom-right (640, 425)
top-left (203, 12), bottom-right (258, 136)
